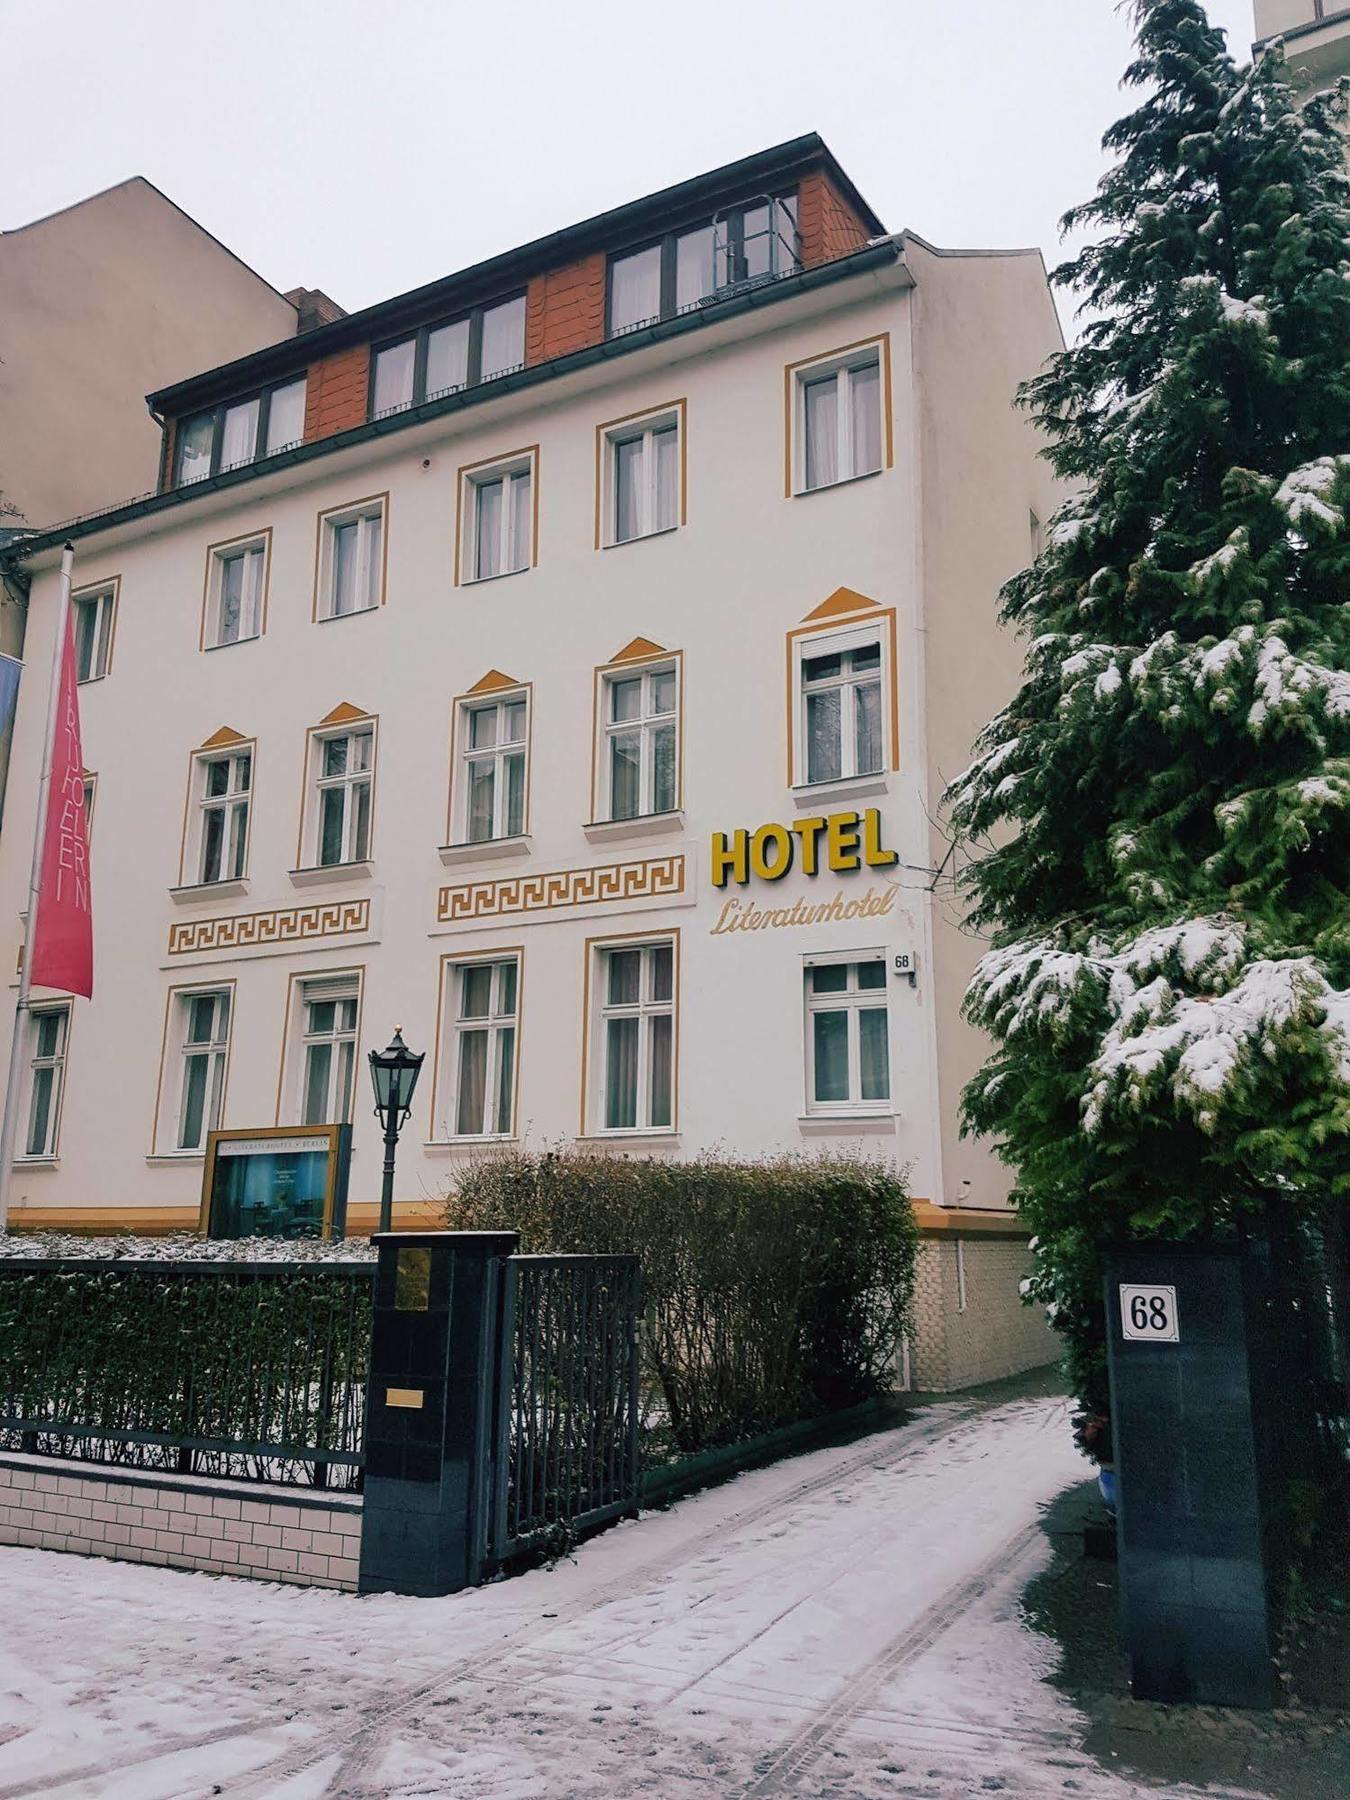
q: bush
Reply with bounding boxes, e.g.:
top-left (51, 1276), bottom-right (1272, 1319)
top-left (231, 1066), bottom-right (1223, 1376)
top-left (445, 1148), bottom-right (917, 1461)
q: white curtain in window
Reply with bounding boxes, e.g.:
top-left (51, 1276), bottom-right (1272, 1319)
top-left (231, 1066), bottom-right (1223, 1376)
top-left (812, 1011), bottom-right (849, 1103)
top-left (456, 1032), bottom-right (488, 1135)
top-left (615, 438), bottom-right (642, 542)
top-left (851, 362), bottom-right (882, 476)
top-left (265, 381), bottom-right (306, 454)
top-left (854, 679), bottom-right (882, 775)
top-left (508, 474), bottom-right (532, 571)
top-left (373, 340), bottom-right (415, 414)
top-left (220, 400), bottom-right (259, 470)
top-left (804, 378), bottom-right (838, 489)
top-left (610, 246), bottom-right (661, 333)
top-left (426, 320), bottom-right (470, 396)
top-left (481, 297), bottom-right (525, 378)
top-left (476, 479), bottom-right (504, 579)
top-left (806, 687), bottom-right (843, 784)
top-left (655, 427), bottom-right (679, 532)
top-left (605, 1017), bottom-right (639, 1129)
top-left (859, 1007), bottom-right (890, 1102)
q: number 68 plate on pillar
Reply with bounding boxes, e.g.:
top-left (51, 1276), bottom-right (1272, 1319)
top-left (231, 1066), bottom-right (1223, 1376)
top-left (1119, 1283), bottom-right (1180, 1342)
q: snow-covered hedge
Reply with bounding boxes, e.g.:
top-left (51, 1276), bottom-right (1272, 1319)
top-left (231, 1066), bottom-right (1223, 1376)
top-left (0, 1231), bottom-right (375, 1263)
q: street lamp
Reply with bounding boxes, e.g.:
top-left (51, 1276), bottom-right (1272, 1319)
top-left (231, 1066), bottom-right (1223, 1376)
top-left (368, 1027), bottom-right (425, 1235)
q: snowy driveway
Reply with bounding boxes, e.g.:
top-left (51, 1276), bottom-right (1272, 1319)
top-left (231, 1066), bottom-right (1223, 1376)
top-left (0, 1392), bottom-right (1256, 1799)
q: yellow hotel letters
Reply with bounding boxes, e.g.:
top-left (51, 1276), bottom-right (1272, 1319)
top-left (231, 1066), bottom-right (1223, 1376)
top-left (710, 809), bottom-right (898, 888)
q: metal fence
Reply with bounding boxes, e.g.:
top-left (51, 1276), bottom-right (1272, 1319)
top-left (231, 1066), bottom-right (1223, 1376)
top-left (490, 1254), bottom-right (641, 1558)
top-left (0, 1259), bottom-right (373, 1488)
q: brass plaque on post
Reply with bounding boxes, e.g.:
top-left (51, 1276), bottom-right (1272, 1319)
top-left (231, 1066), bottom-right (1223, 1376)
top-left (386, 1387), bottom-right (425, 1410)
top-left (394, 1246), bottom-right (431, 1311)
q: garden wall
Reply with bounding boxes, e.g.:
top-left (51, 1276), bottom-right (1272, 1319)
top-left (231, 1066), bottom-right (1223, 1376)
top-left (907, 1214), bottom-right (1056, 1391)
top-left (0, 1453), bottom-right (361, 1590)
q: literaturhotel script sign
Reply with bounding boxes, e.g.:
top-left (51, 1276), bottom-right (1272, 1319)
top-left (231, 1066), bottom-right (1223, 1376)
top-left (708, 807), bottom-right (900, 936)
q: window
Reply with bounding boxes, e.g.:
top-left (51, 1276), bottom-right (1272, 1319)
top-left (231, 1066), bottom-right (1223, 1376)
top-left (72, 582), bottom-right (116, 683)
top-left (459, 450), bottom-right (535, 583)
top-left (607, 194), bottom-right (799, 335)
top-left (598, 403), bottom-right (684, 546)
top-left (173, 376), bottom-right (308, 486)
top-left (22, 1005), bottom-right (69, 1159)
top-left (592, 940), bottom-right (675, 1133)
top-left (370, 294), bottom-right (525, 418)
top-left (308, 725), bottom-right (374, 867)
top-left (805, 958), bottom-right (890, 1114)
top-left (169, 989), bottom-right (231, 1152)
top-left (193, 748), bottom-right (252, 884)
top-left (297, 981), bottom-right (359, 1124)
top-left (204, 534), bottom-right (267, 648)
top-left (456, 693), bottom-right (527, 844)
top-left (317, 497), bottom-right (385, 619)
top-left (436, 956), bottom-right (520, 1139)
top-left (600, 663), bottom-right (677, 821)
top-left (788, 339), bottom-right (888, 495)
top-left (800, 637), bottom-right (883, 786)
top-left (82, 774), bottom-right (96, 839)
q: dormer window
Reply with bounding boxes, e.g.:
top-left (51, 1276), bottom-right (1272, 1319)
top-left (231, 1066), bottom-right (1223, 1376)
top-left (174, 376), bottom-right (307, 486)
top-left (370, 295), bottom-right (525, 419)
top-left (607, 193), bottom-right (799, 336)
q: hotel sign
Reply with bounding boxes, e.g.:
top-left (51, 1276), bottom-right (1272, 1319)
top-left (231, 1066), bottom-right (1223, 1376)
top-left (710, 808), bottom-right (897, 887)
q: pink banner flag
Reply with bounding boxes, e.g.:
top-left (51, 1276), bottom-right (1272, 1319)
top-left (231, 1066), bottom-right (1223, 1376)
top-left (28, 611), bottom-right (93, 998)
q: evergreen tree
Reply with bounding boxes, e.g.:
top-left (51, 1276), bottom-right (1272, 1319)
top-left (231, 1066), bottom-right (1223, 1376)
top-left (947, 0), bottom-right (1350, 1426)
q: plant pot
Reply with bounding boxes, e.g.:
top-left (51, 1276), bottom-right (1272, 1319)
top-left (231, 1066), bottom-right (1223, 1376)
top-left (1097, 1464), bottom-right (1117, 1515)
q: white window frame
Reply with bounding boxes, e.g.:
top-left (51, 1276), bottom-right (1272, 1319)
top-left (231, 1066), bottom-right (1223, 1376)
top-left (790, 339), bottom-right (886, 495)
top-left (792, 622), bottom-right (887, 788)
top-left (460, 450), bottom-right (536, 584)
top-left (597, 660), bottom-right (680, 822)
top-left (803, 952), bottom-right (892, 1117)
top-left (160, 986), bottom-right (232, 1154)
top-left (20, 1003), bottom-right (70, 1161)
top-left (205, 534), bottom-right (267, 648)
top-left (288, 977), bottom-right (361, 1126)
top-left (304, 723), bottom-right (375, 869)
top-left (455, 691), bottom-right (529, 845)
top-left (189, 747), bottom-right (252, 886)
top-left (433, 954), bottom-right (521, 1142)
top-left (72, 582), bottom-right (116, 683)
top-left (589, 936), bottom-right (677, 1136)
top-left (317, 496), bottom-right (385, 620)
top-left (599, 404), bottom-right (683, 547)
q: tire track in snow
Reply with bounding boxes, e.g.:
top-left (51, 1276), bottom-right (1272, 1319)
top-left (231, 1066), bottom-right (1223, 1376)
top-left (229, 1399), bottom-right (997, 1798)
top-left (733, 1524), bottom-right (1047, 1796)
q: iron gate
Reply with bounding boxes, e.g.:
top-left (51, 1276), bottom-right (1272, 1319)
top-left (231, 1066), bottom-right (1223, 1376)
top-left (488, 1254), bottom-right (641, 1561)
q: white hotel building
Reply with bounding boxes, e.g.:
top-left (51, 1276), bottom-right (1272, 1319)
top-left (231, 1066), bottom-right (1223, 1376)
top-left (0, 139), bottom-right (1061, 1386)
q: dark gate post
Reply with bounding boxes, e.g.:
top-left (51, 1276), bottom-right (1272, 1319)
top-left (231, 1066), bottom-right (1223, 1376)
top-left (358, 1229), bottom-right (518, 1598)
top-left (1103, 1244), bottom-right (1277, 1708)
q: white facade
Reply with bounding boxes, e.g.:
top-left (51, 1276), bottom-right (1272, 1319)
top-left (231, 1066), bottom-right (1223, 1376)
top-left (0, 235), bottom-right (1062, 1232)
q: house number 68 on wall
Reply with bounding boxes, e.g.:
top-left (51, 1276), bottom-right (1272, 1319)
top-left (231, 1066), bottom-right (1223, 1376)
top-left (1119, 1283), bottom-right (1180, 1343)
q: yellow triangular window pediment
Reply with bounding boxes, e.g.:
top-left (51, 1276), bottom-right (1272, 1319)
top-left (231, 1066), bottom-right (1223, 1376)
top-left (800, 587), bottom-right (880, 624)
top-left (466, 669), bottom-right (522, 695)
top-left (317, 701), bottom-right (371, 727)
top-left (199, 725), bottom-right (249, 751)
top-left (609, 636), bottom-right (669, 665)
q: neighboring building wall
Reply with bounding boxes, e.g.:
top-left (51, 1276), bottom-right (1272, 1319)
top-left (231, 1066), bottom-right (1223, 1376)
top-left (1254, 2), bottom-right (1350, 120)
top-left (0, 1454), bottom-right (360, 1589)
top-left (0, 178), bottom-right (299, 528)
top-left (908, 238), bottom-right (1067, 1212)
top-left (908, 1229), bottom-right (1057, 1391)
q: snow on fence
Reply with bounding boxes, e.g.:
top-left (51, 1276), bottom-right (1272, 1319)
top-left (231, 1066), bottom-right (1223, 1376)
top-left (0, 1254), bottom-right (373, 1489)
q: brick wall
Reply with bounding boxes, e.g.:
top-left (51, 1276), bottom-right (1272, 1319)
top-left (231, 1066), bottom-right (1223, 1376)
top-left (303, 343), bottom-right (371, 442)
top-left (526, 253), bottom-right (607, 365)
top-left (907, 1235), bottom-right (1057, 1391)
top-left (798, 169), bottom-right (874, 269)
top-left (0, 1455), bottom-right (361, 1590)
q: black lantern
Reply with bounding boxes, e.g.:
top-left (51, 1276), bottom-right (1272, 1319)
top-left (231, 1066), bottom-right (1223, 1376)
top-left (368, 1027), bottom-right (425, 1234)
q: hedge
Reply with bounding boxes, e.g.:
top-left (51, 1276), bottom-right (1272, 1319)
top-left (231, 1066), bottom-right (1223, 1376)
top-left (445, 1149), bottom-right (918, 1462)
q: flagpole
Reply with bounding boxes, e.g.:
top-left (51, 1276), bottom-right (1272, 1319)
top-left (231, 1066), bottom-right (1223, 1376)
top-left (0, 543), bottom-right (75, 1233)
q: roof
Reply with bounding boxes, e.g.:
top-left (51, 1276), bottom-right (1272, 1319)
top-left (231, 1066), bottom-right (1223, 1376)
top-left (146, 135), bottom-right (885, 417)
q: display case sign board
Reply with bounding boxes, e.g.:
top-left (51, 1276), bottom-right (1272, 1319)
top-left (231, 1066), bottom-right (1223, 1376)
top-left (200, 1124), bottom-right (352, 1239)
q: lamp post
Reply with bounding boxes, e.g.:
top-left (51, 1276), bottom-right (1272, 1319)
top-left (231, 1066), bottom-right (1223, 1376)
top-left (368, 1027), bottom-right (425, 1235)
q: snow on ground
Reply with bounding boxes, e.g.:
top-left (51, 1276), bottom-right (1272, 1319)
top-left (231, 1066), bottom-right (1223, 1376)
top-left (0, 1393), bottom-right (1264, 1799)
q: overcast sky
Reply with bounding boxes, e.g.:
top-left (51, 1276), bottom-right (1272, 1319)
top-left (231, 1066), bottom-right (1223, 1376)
top-left (6, 0), bottom-right (1256, 330)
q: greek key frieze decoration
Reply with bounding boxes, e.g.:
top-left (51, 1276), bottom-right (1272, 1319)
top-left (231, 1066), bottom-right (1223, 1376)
top-left (168, 898), bottom-right (371, 957)
top-left (438, 854), bottom-right (685, 923)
